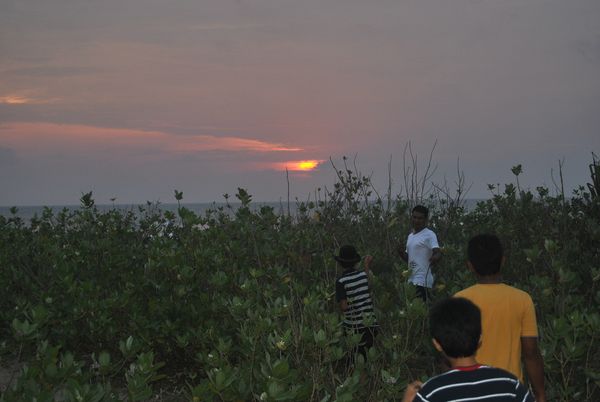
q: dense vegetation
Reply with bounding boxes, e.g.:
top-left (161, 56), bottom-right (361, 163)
top-left (1, 159), bottom-right (599, 401)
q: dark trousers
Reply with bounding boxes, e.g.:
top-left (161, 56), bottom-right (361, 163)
top-left (344, 326), bottom-right (378, 367)
top-left (415, 285), bottom-right (431, 303)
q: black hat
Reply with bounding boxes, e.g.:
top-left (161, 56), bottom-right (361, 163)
top-left (334, 245), bottom-right (361, 264)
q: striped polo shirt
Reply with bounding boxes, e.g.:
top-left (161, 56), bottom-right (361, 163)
top-left (335, 268), bottom-right (378, 329)
top-left (413, 365), bottom-right (534, 402)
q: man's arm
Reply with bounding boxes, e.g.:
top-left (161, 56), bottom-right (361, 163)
top-left (398, 245), bottom-right (408, 262)
top-left (521, 337), bottom-right (546, 402)
top-left (429, 247), bottom-right (442, 265)
top-left (339, 299), bottom-right (348, 312)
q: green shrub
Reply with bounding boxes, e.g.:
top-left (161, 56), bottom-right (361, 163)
top-left (1, 161), bottom-right (599, 401)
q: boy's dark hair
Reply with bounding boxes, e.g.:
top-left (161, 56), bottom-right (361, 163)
top-left (468, 234), bottom-right (504, 276)
top-left (430, 297), bottom-right (481, 358)
top-left (412, 205), bottom-right (429, 217)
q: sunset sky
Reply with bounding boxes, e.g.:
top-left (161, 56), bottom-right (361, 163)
top-left (1, 0), bottom-right (599, 206)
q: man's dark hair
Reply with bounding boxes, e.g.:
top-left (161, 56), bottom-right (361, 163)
top-left (430, 297), bottom-right (481, 358)
top-left (412, 205), bottom-right (429, 218)
top-left (468, 234), bottom-right (504, 276)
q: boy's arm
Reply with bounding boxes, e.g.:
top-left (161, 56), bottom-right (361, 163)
top-left (364, 255), bottom-right (373, 273)
top-left (402, 380), bottom-right (423, 402)
top-left (363, 255), bottom-right (375, 288)
top-left (335, 279), bottom-right (348, 312)
top-left (521, 337), bottom-right (546, 402)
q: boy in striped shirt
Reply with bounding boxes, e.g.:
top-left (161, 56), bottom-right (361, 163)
top-left (334, 245), bottom-right (379, 366)
top-left (402, 297), bottom-right (534, 402)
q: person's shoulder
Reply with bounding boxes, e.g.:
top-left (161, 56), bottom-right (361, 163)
top-left (423, 366), bottom-right (519, 385)
top-left (417, 367), bottom-right (523, 401)
top-left (417, 369), bottom-right (462, 393)
top-left (424, 227), bottom-right (438, 236)
top-left (423, 228), bottom-right (439, 243)
top-left (337, 269), bottom-right (362, 281)
top-left (335, 270), bottom-right (350, 282)
top-left (455, 284), bottom-right (478, 297)
top-left (479, 367), bottom-right (533, 400)
top-left (419, 370), bottom-right (455, 396)
top-left (476, 365), bottom-right (519, 380)
top-left (500, 284), bottom-right (534, 301)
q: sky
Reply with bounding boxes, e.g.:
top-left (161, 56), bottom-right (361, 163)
top-left (1, 0), bottom-right (599, 206)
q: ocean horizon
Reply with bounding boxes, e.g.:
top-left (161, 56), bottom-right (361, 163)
top-left (0, 202), bottom-right (289, 221)
top-left (0, 199), bottom-right (487, 221)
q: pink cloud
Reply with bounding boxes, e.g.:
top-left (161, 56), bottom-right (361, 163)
top-left (0, 122), bottom-right (303, 156)
top-left (169, 136), bottom-right (302, 152)
top-left (0, 95), bottom-right (59, 105)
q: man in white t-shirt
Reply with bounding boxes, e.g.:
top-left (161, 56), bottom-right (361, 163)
top-left (400, 205), bottom-right (442, 302)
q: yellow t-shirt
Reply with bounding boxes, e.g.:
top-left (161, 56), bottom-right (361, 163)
top-left (455, 283), bottom-right (538, 381)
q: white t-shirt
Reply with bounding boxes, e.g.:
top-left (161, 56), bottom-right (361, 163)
top-left (405, 228), bottom-right (439, 288)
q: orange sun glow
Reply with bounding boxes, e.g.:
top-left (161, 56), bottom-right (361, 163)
top-left (282, 160), bottom-right (323, 171)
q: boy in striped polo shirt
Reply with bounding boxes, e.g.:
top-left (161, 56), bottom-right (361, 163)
top-left (402, 297), bottom-right (534, 402)
top-left (334, 245), bottom-right (379, 366)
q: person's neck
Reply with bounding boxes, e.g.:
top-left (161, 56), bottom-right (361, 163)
top-left (447, 356), bottom-right (479, 369)
top-left (413, 227), bottom-right (426, 234)
top-left (476, 273), bottom-right (502, 284)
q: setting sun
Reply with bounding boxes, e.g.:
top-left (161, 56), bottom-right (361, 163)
top-left (264, 160), bottom-right (324, 172)
top-left (295, 160), bottom-right (319, 170)
top-left (285, 160), bottom-right (324, 171)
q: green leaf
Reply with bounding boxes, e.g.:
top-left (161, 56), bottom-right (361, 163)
top-left (271, 359), bottom-right (289, 379)
top-left (99, 351), bottom-right (111, 367)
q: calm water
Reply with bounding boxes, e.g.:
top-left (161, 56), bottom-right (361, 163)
top-left (0, 200), bottom-right (485, 222)
top-left (0, 202), bottom-right (293, 221)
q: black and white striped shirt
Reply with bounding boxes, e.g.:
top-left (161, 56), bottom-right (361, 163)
top-left (335, 269), bottom-right (378, 329)
top-left (413, 365), bottom-right (534, 402)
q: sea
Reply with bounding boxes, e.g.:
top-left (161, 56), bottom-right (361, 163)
top-left (0, 199), bottom-right (485, 222)
top-left (0, 202), bottom-right (289, 222)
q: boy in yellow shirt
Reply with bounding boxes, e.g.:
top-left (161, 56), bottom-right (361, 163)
top-left (455, 234), bottom-right (546, 402)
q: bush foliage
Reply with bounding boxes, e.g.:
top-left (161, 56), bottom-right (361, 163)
top-left (1, 159), bottom-right (599, 401)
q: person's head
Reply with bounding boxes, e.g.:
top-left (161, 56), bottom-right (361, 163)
top-left (411, 205), bottom-right (429, 232)
top-left (467, 234), bottom-right (504, 276)
top-left (430, 297), bottom-right (481, 358)
top-left (334, 245), bottom-right (361, 269)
